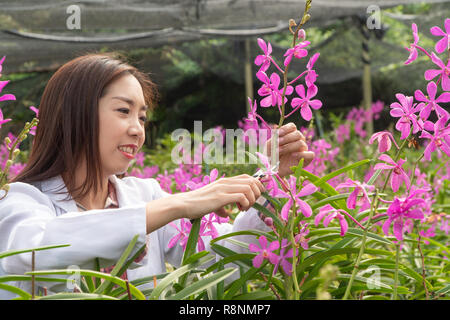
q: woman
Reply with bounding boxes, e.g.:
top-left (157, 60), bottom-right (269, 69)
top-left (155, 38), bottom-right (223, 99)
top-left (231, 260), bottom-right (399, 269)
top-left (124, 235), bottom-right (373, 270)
top-left (0, 53), bottom-right (314, 299)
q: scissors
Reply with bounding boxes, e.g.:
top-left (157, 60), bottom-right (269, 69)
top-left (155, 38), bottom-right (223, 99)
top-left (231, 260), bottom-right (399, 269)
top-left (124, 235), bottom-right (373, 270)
top-left (236, 161), bottom-right (280, 211)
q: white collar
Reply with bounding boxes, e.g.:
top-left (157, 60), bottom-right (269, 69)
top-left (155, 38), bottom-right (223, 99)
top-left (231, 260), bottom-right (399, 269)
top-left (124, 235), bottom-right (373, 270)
top-left (39, 174), bottom-right (128, 213)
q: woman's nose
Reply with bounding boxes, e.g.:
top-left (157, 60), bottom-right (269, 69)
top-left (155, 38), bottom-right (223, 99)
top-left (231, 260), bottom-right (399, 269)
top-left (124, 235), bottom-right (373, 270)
top-left (128, 118), bottom-right (145, 138)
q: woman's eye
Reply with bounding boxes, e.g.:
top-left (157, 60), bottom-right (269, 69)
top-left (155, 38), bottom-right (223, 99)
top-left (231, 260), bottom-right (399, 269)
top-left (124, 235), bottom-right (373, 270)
top-left (118, 108), bottom-right (129, 114)
top-left (140, 116), bottom-right (148, 122)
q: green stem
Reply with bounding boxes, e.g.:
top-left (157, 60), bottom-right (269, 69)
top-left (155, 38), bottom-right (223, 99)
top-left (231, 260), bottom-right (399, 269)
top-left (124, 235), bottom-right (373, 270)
top-left (342, 189), bottom-right (378, 300)
top-left (392, 243), bottom-right (400, 300)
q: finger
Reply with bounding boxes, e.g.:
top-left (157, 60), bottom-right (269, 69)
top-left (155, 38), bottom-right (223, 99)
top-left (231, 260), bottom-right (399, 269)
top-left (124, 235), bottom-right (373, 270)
top-left (279, 140), bottom-right (309, 155)
top-left (278, 122), bottom-right (297, 137)
top-left (279, 130), bottom-right (307, 148)
top-left (292, 151), bottom-right (315, 167)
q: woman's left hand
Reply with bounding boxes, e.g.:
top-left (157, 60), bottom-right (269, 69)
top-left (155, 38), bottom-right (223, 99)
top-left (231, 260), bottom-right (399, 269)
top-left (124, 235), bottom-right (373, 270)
top-left (266, 123), bottom-right (315, 178)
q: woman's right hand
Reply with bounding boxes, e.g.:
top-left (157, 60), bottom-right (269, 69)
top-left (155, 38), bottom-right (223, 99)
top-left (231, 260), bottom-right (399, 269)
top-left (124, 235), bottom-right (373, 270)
top-left (145, 174), bottom-right (265, 234)
top-left (178, 174), bottom-right (266, 220)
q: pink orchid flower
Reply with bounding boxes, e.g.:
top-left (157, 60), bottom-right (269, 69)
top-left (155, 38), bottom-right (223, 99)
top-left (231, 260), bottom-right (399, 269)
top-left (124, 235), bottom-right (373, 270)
top-left (335, 123), bottom-right (350, 144)
top-left (0, 80), bottom-right (16, 103)
top-left (420, 115), bottom-right (450, 161)
top-left (256, 71), bottom-right (293, 109)
top-left (28, 106), bottom-right (39, 136)
top-left (249, 236), bottom-right (279, 268)
top-left (0, 108), bottom-right (11, 128)
top-left (283, 41), bottom-right (310, 67)
top-left (369, 131), bottom-right (399, 153)
top-left (382, 189), bottom-right (428, 241)
top-left (374, 154), bottom-right (410, 193)
top-left (168, 219), bottom-right (209, 252)
top-left (425, 52), bottom-right (450, 91)
top-left (314, 205), bottom-right (349, 236)
top-left (414, 81), bottom-right (450, 120)
top-left (294, 222), bottom-right (310, 250)
top-left (404, 23), bottom-right (419, 65)
top-left (0, 56), bottom-right (5, 75)
top-left (305, 52), bottom-right (320, 87)
top-left (389, 93), bottom-right (423, 140)
top-left (272, 239), bottom-right (296, 276)
top-left (276, 177), bottom-right (318, 221)
top-left (289, 84), bottom-right (322, 121)
top-left (254, 38), bottom-right (272, 72)
top-left (335, 178), bottom-right (375, 210)
top-left (430, 18), bottom-right (450, 54)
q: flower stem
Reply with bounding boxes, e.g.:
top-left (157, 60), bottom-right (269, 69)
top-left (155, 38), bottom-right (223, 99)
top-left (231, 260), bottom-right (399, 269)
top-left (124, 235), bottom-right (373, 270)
top-left (392, 243), bottom-right (400, 300)
top-left (342, 189), bottom-right (378, 300)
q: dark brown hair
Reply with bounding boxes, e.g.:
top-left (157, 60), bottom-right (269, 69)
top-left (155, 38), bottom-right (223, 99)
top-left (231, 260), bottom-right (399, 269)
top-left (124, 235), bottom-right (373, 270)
top-left (12, 52), bottom-right (158, 201)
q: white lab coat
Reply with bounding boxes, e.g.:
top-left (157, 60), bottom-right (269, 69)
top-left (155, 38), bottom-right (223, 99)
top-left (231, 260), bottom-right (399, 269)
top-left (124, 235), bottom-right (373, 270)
top-left (0, 174), bottom-right (270, 299)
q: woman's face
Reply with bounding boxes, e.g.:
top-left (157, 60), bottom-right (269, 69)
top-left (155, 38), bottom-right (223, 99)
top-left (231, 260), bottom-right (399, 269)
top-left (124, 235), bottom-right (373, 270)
top-left (97, 74), bottom-right (147, 176)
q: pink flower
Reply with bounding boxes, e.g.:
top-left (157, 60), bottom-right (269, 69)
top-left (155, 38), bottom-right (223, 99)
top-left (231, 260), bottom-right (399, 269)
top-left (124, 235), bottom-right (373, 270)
top-left (0, 80), bottom-right (15, 103)
top-left (305, 53), bottom-right (320, 87)
top-left (272, 239), bottom-right (296, 276)
top-left (283, 41), bottom-right (310, 67)
top-left (314, 205), bottom-right (349, 236)
top-left (248, 236), bottom-right (279, 268)
top-left (430, 18), bottom-right (450, 54)
top-left (256, 71), bottom-right (293, 108)
top-left (419, 115), bottom-right (450, 161)
top-left (374, 154), bottom-right (410, 193)
top-left (0, 108), bottom-right (11, 128)
top-left (168, 219), bottom-right (208, 252)
top-left (369, 131), bottom-right (399, 153)
top-left (290, 84), bottom-right (322, 121)
top-left (28, 106), bottom-right (39, 136)
top-left (335, 178), bottom-right (375, 210)
top-left (294, 222), bottom-right (310, 250)
top-left (276, 177), bottom-right (318, 221)
top-left (335, 123), bottom-right (350, 144)
top-left (389, 94), bottom-right (423, 140)
top-left (382, 189), bottom-right (428, 241)
top-left (254, 38), bottom-right (272, 72)
top-left (404, 23), bottom-right (419, 65)
top-left (0, 56), bottom-right (5, 75)
top-left (414, 81), bottom-right (450, 120)
top-left (425, 52), bottom-right (450, 91)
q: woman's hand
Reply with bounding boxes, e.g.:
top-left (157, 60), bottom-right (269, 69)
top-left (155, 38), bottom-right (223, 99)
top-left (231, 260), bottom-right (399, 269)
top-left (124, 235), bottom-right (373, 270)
top-left (178, 174), bottom-right (266, 220)
top-left (266, 123), bottom-right (315, 177)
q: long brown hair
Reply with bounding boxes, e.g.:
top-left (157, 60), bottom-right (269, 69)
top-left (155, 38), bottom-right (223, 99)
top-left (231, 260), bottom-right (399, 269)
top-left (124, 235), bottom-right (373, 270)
top-left (12, 52), bottom-right (158, 201)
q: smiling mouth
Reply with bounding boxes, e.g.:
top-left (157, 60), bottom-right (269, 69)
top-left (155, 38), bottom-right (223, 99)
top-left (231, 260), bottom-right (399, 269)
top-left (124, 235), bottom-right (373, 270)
top-left (118, 145), bottom-right (137, 159)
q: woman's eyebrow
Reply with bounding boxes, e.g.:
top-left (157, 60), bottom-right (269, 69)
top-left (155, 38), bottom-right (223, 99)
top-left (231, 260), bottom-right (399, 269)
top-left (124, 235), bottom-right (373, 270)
top-left (111, 96), bottom-right (148, 110)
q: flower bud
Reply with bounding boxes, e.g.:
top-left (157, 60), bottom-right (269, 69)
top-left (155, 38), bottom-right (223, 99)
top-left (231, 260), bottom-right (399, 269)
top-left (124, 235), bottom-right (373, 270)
top-left (289, 19), bottom-right (297, 28)
top-left (5, 159), bottom-right (13, 168)
top-left (13, 148), bottom-right (20, 157)
top-left (264, 217), bottom-right (273, 227)
top-left (298, 29), bottom-right (306, 40)
top-left (4, 137), bottom-right (11, 145)
top-left (301, 14), bottom-right (311, 25)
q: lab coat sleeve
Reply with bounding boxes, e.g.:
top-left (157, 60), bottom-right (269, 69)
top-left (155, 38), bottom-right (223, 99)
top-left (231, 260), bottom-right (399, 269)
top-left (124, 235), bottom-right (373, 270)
top-left (0, 182), bottom-right (147, 276)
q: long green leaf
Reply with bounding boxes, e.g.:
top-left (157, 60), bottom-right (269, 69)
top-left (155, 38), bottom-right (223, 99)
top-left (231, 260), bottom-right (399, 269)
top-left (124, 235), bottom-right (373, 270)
top-left (182, 218), bottom-right (201, 265)
top-left (210, 244), bottom-right (254, 270)
top-left (224, 261), bottom-right (268, 299)
top-left (232, 290), bottom-right (274, 300)
top-left (37, 292), bottom-right (118, 300)
top-left (148, 255), bottom-right (214, 300)
top-left (203, 253), bottom-right (255, 275)
top-left (0, 244), bottom-right (70, 259)
top-left (168, 268), bottom-right (236, 300)
top-left (210, 230), bottom-right (276, 246)
top-left (94, 234), bottom-right (141, 294)
top-left (314, 159), bottom-right (371, 187)
top-left (0, 283), bottom-right (32, 299)
top-left (26, 269), bottom-right (145, 300)
top-left (252, 202), bottom-right (284, 230)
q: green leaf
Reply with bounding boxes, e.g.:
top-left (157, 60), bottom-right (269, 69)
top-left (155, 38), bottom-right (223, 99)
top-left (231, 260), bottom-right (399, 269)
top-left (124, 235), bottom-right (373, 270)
top-left (223, 261), bottom-right (267, 299)
top-left (148, 255), bottom-right (214, 300)
top-left (94, 234), bottom-right (142, 294)
top-left (210, 230), bottom-right (276, 246)
top-left (0, 244), bottom-right (70, 259)
top-left (252, 202), bottom-right (284, 230)
top-left (0, 283), bottom-right (32, 299)
top-left (182, 218), bottom-right (201, 265)
top-left (37, 292), bottom-right (119, 300)
top-left (435, 284), bottom-right (450, 295)
top-left (168, 268), bottom-right (236, 300)
top-left (203, 253), bottom-right (255, 275)
top-left (232, 290), bottom-right (274, 300)
top-left (0, 275), bottom-right (70, 283)
top-left (314, 159), bottom-right (371, 187)
top-left (26, 269), bottom-right (146, 300)
top-left (210, 244), bottom-right (253, 270)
